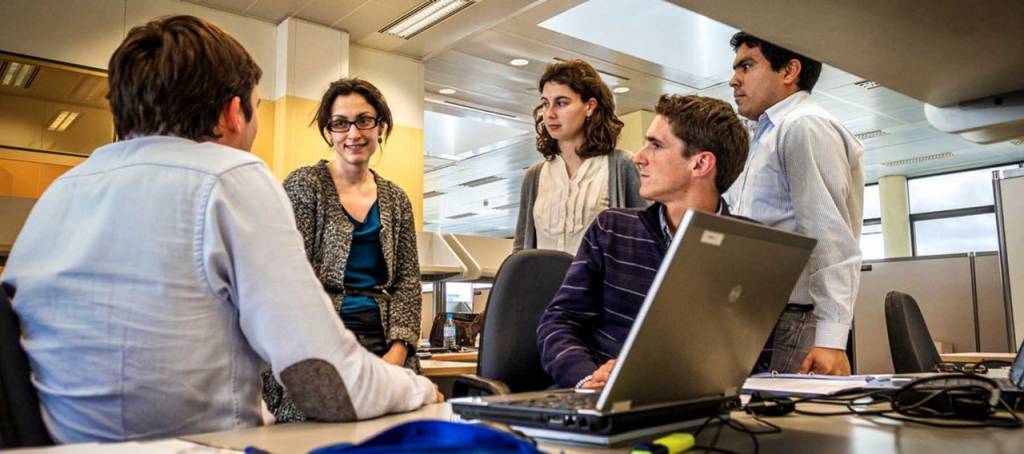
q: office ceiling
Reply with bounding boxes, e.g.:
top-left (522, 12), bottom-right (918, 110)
top-left (182, 0), bottom-right (1024, 238)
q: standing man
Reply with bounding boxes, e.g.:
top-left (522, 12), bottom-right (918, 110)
top-left (727, 32), bottom-right (864, 375)
top-left (1, 15), bottom-right (438, 443)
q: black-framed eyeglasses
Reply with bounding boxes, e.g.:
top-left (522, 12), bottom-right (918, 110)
top-left (327, 116), bottom-right (379, 132)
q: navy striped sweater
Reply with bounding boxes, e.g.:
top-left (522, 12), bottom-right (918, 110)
top-left (536, 201), bottom-right (771, 387)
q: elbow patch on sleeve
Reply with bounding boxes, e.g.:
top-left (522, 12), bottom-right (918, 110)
top-left (280, 359), bottom-right (357, 422)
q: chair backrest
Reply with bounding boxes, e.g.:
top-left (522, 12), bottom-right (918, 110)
top-left (0, 285), bottom-right (52, 447)
top-left (884, 290), bottom-right (943, 374)
top-left (476, 249), bottom-right (573, 393)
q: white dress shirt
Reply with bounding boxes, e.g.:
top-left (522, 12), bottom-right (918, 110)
top-left (726, 91), bottom-right (865, 349)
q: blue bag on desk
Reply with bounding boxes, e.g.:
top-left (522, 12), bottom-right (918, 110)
top-left (307, 420), bottom-right (541, 454)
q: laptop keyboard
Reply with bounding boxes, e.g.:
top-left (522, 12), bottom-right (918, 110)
top-left (511, 392), bottom-right (599, 410)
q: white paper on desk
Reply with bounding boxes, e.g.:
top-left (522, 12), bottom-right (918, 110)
top-left (742, 376), bottom-right (869, 396)
top-left (14, 439), bottom-right (244, 454)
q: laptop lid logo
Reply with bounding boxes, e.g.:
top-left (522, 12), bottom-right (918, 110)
top-left (729, 285), bottom-right (743, 303)
top-left (700, 230), bottom-right (724, 246)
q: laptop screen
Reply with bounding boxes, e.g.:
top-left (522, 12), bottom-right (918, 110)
top-left (1011, 341), bottom-right (1024, 387)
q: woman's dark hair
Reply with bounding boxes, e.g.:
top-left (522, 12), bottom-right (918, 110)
top-left (730, 32), bottom-right (822, 93)
top-left (107, 15), bottom-right (262, 141)
top-left (534, 59), bottom-right (623, 160)
top-left (313, 78), bottom-right (393, 146)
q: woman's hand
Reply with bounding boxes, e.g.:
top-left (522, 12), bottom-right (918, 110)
top-left (382, 341), bottom-right (409, 366)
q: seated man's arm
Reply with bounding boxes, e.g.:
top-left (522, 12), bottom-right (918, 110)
top-left (537, 221), bottom-right (607, 388)
top-left (201, 162), bottom-right (437, 421)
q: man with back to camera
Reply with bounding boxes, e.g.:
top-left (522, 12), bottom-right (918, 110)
top-left (726, 32), bottom-right (864, 376)
top-left (0, 15), bottom-right (439, 443)
top-left (537, 94), bottom-right (756, 389)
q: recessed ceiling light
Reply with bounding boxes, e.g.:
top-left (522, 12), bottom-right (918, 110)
top-left (0, 60), bottom-right (39, 88)
top-left (47, 110), bottom-right (79, 132)
top-left (612, 86), bottom-right (630, 94)
top-left (509, 58), bottom-right (529, 67)
top-left (439, 88), bottom-right (457, 95)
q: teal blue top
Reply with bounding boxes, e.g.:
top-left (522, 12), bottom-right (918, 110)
top-left (341, 201), bottom-right (387, 314)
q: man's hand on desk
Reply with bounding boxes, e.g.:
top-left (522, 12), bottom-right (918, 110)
top-left (433, 384), bottom-right (445, 403)
top-left (581, 359), bottom-right (617, 389)
top-left (799, 347), bottom-right (851, 375)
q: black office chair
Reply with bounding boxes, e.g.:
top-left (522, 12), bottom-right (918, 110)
top-left (452, 249), bottom-right (573, 397)
top-left (0, 284), bottom-right (53, 448)
top-left (884, 290), bottom-right (943, 373)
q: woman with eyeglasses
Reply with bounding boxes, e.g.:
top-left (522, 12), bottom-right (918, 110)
top-left (262, 78), bottom-right (423, 422)
top-left (514, 59), bottom-right (646, 254)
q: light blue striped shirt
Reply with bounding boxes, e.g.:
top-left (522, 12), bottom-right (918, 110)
top-left (725, 91), bottom-right (864, 349)
top-left (2, 136), bottom-right (435, 443)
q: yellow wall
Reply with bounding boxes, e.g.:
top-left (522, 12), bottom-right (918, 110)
top-left (250, 98), bottom-right (276, 168)
top-left (372, 124), bottom-right (425, 228)
top-left (0, 157), bottom-right (74, 198)
top-left (271, 95), bottom-right (328, 182)
top-left (618, 110), bottom-right (655, 154)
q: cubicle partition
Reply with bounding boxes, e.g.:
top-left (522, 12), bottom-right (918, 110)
top-left (995, 167), bottom-right (1024, 351)
top-left (0, 196), bottom-right (36, 268)
top-left (853, 253), bottom-right (1007, 374)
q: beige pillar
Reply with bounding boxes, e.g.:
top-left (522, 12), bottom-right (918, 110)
top-left (617, 110), bottom-right (655, 154)
top-left (350, 46), bottom-right (426, 228)
top-left (879, 175), bottom-right (912, 257)
top-left (268, 18), bottom-right (350, 181)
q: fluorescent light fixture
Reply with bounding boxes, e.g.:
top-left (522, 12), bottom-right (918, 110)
top-left (612, 86), bottom-right (630, 94)
top-left (509, 58), bottom-right (529, 67)
top-left (47, 110), bottom-right (79, 132)
top-left (1, 61), bottom-right (39, 88)
top-left (379, 0), bottom-right (476, 40)
top-left (855, 80), bottom-right (881, 90)
top-left (439, 88), bottom-right (457, 95)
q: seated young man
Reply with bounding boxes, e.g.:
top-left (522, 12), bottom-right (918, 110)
top-left (0, 15), bottom-right (438, 443)
top-left (537, 95), bottom-right (751, 389)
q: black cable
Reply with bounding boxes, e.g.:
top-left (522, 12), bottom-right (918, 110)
top-left (786, 374), bottom-right (1023, 429)
top-left (691, 413), bottom-right (782, 454)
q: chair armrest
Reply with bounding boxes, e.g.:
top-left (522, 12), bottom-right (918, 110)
top-left (451, 374), bottom-right (511, 398)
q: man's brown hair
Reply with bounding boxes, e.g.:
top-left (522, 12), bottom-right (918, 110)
top-left (654, 95), bottom-right (749, 194)
top-left (107, 15), bottom-right (262, 141)
top-left (534, 59), bottom-right (623, 160)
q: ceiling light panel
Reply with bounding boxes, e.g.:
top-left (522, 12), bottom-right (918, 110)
top-left (0, 60), bottom-right (39, 88)
top-left (379, 0), bottom-right (476, 40)
top-left (47, 110), bottom-right (79, 132)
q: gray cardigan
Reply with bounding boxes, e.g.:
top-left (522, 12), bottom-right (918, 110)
top-left (513, 149), bottom-right (647, 250)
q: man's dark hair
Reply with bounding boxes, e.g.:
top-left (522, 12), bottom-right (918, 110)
top-left (534, 59), bottom-right (623, 160)
top-left (107, 15), bottom-right (262, 141)
top-left (654, 95), bottom-right (749, 194)
top-left (313, 78), bottom-right (393, 146)
top-left (730, 32), bottom-right (822, 92)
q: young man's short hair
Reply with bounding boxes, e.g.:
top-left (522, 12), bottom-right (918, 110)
top-left (730, 32), bottom-right (822, 92)
top-left (654, 94), bottom-right (749, 194)
top-left (107, 15), bottom-right (262, 141)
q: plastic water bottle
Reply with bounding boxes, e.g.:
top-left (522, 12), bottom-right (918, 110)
top-left (443, 313), bottom-right (457, 351)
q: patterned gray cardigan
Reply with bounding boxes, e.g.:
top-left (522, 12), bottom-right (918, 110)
top-left (262, 159), bottom-right (422, 422)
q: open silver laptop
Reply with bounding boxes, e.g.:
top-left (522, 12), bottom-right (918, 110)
top-left (452, 210), bottom-right (816, 445)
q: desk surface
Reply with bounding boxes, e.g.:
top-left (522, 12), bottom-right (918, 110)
top-left (183, 403), bottom-right (1024, 454)
top-left (941, 352), bottom-right (1018, 363)
top-left (419, 360), bottom-right (476, 377)
top-left (426, 351), bottom-right (478, 362)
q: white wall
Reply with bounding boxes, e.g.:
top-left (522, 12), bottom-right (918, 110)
top-left (1, 0), bottom-right (279, 99)
top-left (349, 46), bottom-right (424, 129)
